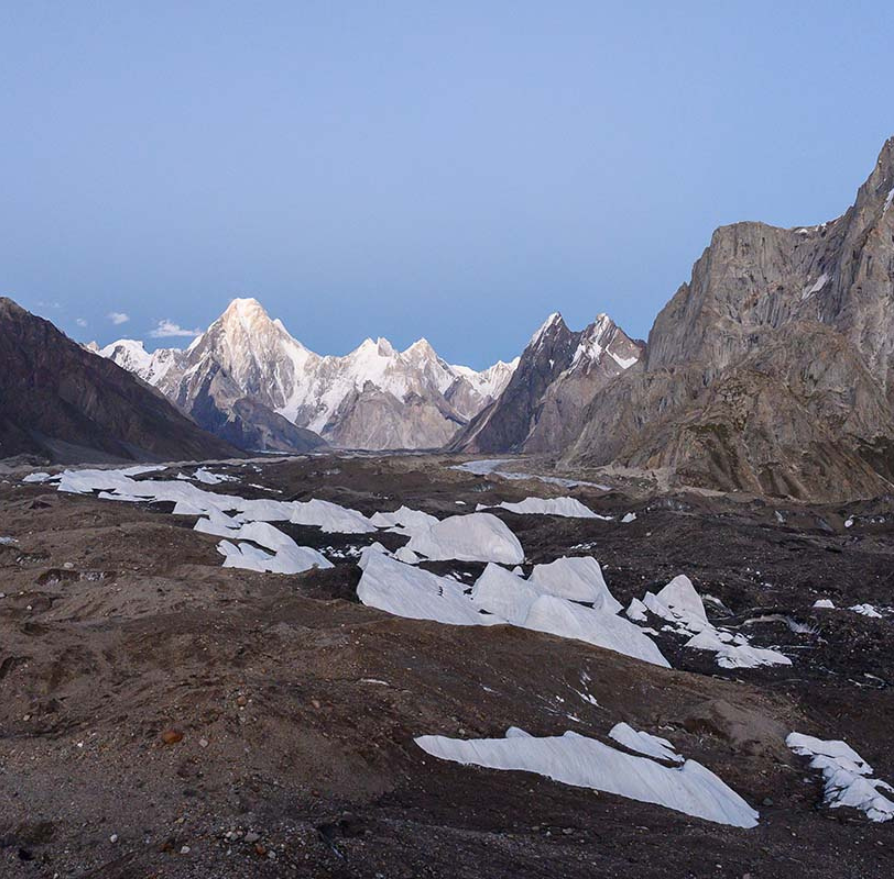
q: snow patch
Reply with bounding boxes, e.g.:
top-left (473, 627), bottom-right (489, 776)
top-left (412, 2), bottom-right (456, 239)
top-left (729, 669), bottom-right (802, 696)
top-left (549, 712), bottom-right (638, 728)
top-left (787, 732), bottom-right (894, 823)
top-left (484, 497), bottom-right (604, 519)
top-left (636, 575), bottom-right (791, 669)
top-left (357, 554), bottom-right (668, 666)
top-left (801, 273), bottom-right (830, 300)
top-left (609, 722), bottom-right (683, 763)
top-left (416, 728), bottom-right (758, 828)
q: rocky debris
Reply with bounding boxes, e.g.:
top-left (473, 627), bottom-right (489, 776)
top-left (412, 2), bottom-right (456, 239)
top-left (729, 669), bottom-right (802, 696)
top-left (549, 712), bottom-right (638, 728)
top-left (2, 453), bottom-right (894, 877)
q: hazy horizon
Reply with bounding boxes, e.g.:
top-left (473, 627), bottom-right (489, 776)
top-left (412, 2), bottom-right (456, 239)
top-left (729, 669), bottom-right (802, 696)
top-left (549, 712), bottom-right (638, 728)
top-left (2, 2), bottom-right (892, 367)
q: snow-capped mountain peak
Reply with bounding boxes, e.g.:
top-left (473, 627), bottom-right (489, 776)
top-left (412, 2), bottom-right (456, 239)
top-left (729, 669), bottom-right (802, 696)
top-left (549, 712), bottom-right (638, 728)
top-left (529, 311), bottom-right (565, 346)
top-left (99, 297), bottom-right (519, 452)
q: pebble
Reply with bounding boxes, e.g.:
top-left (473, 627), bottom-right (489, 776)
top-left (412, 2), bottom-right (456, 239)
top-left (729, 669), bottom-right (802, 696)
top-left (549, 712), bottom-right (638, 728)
top-left (244, 831), bottom-right (260, 843)
top-left (161, 729), bottom-right (184, 745)
top-left (199, 738), bottom-right (209, 748)
top-left (180, 845), bottom-right (190, 855)
top-left (109, 834), bottom-right (118, 844)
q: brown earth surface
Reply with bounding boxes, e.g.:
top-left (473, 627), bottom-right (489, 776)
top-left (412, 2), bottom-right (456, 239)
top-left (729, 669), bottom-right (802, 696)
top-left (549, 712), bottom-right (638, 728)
top-left (0, 454), bottom-right (892, 877)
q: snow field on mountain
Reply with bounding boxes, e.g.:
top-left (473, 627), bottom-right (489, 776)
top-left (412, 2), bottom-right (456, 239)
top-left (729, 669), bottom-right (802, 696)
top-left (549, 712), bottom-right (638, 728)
top-left (415, 726), bottom-right (758, 828)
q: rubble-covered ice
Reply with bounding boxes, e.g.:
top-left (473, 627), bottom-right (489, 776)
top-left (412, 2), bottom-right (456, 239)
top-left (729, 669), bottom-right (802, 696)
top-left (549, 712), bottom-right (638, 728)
top-left (415, 728), bottom-right (758, 828)
top-left (787, 732), bottom-right (894, 823)
top-left (630, 575), bottom-right (791, 670)
top-left (46, 467), bottom-right (363, 573)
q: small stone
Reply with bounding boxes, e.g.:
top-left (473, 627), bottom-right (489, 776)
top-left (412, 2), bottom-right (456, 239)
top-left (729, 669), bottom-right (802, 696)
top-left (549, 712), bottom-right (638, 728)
top-left (236, 695), bottom-right (248, 707)
top-left (199, 738), bottom-right (209, 748)
top-left (180, 845), bottom-right (190, 855)
top-left (244, 831), bottom-right (260, 844)
top-left (109, 834), bottom-right (118, 844)
top-left (562, 827), bottom-right (574, 836)
top-left (311, 699), bottom-right (321, 709)
top-left (161, 729), bottom-right (184, 745)
top-left (762, 797), bottom-right (773, 806)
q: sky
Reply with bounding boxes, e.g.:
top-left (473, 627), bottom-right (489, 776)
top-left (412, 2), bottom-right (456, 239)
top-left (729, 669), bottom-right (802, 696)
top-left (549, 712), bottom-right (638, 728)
top-left (1, 2), bottom-right (892, 368)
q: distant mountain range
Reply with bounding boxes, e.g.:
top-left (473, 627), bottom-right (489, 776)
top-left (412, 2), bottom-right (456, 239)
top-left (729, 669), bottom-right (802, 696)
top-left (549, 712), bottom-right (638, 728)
top-left (6, 135), bottom-right (894, 501)
top-left (94, 297), bottom-right (522, 452)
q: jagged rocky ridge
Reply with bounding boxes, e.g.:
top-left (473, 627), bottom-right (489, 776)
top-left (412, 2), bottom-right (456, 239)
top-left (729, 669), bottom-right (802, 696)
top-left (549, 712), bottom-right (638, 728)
top-left (99, 298), bottom-right (518, 452)
top-left (0, 298), bottom-right (240, 464)
top-left (562, 136), bottom-right (894, 500)
top-left (450, 312), bottom-right (644, 453)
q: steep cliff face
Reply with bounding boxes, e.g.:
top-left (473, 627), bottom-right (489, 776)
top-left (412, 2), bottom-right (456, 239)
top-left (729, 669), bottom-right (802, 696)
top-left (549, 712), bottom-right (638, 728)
top-left (451, 313), bottom-right (643, 454)
top-left (0, 299), bottom-right (240, 464)
top-left (567, 136), bottom-right (894, 500)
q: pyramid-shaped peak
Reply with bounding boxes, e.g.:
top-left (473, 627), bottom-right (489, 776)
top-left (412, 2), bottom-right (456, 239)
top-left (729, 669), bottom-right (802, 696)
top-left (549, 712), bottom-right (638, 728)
top-left (222, 297), bottom-right (269, 319)
top-left (404, 337), bottom-right (438, 358)
top-left (528, 312), bottom-right (567, 346)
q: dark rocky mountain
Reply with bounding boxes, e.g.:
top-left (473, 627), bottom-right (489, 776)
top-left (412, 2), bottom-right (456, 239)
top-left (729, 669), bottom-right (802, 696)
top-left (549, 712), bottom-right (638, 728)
top-left (0, 298), bottom-right (241, 464)
top-left (450, 313), bottom-right (643, 453)
top-left (564, 136), bottom-right (894, 500)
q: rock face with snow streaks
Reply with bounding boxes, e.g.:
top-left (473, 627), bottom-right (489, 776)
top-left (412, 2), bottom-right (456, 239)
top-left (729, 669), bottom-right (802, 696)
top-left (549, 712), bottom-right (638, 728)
top-left (451, 312), bottom-right (643, 454)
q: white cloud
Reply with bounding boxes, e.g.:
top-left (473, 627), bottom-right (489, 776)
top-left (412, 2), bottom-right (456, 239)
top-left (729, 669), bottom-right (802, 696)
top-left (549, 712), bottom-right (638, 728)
top-left (149, 319), bottom-right (202, 338)
top-left (76, 317), bottom-right (88, 327)
top-left (107, 311), bottom-right (130, 325)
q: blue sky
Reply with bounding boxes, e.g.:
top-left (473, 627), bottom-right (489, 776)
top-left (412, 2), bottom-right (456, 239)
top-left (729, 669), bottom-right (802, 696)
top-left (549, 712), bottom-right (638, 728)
top-left (2, 1), bottom-right (892, 367)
